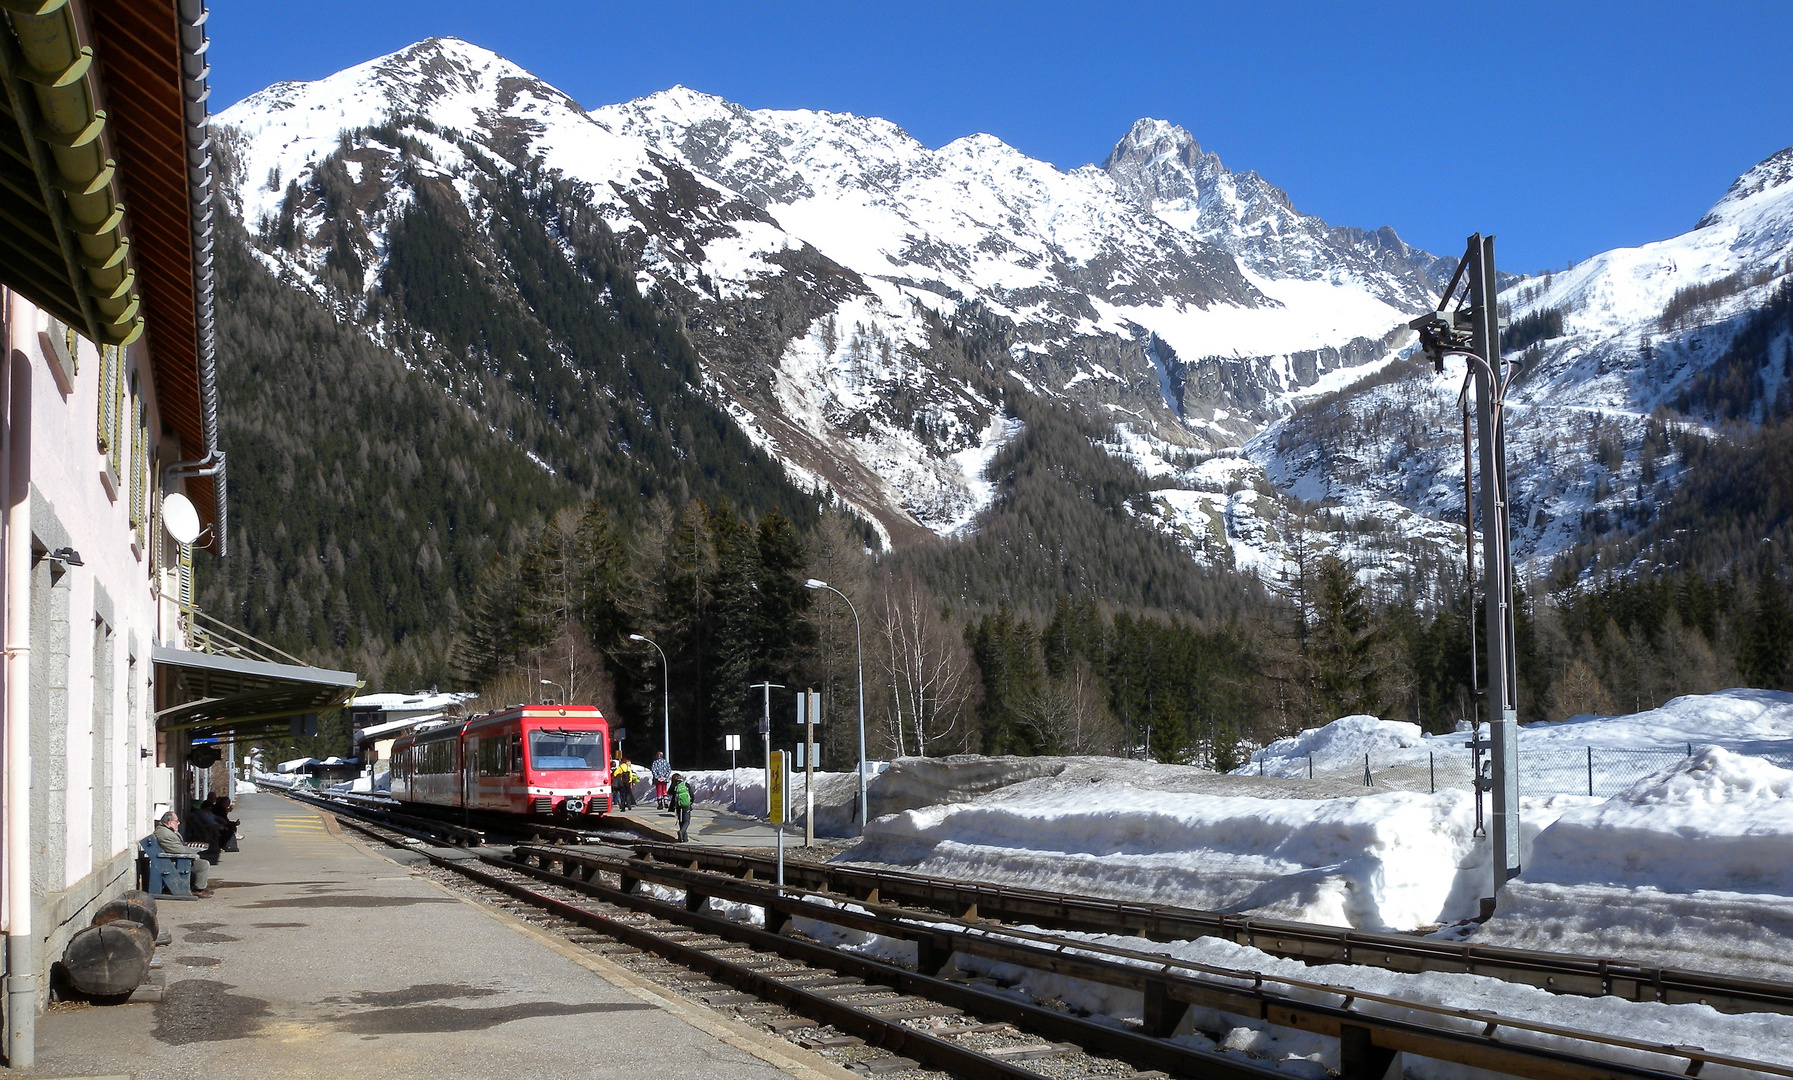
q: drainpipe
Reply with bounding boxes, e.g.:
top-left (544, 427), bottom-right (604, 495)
top-left (2, 289), bottom-right (34, 1067)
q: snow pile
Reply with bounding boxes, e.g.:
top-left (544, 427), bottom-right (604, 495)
top-left (851, 780), bottom-right (1502, 930)
top-left (1244, 715), bottom-right (1433, 778)
top-left (1236, 690), bottom-right (1793, 792)
top-left (1524, 748), bottom-right (1793, 894)
top-left (1481, 748), bottom-right (1793, 978)
top-left (1525, 688), bottom-right (1793, 757)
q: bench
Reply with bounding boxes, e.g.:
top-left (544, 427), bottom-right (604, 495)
top-left (137, 836), bottom-right (197, 900)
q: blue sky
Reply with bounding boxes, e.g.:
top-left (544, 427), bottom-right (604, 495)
top-left (209, 1), bottom-right (1793, 275)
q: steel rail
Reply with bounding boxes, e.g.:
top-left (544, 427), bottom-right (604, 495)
top-left (516, 845), bottom-right (1791, 1080)
top-left (302, 799), bottom-right (1286, 1080)
top-left (619, 839), bottom-right (1793, 1016)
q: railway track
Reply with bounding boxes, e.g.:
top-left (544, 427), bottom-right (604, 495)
top-left (620, 838), bottom-right (1793, 1017)
top-left (285, 788), bottom-right (655, 847)
top-left (288, 793), bottom-right (1793, 1080)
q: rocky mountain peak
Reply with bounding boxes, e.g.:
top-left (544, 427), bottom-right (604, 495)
top-left (1696, 145), bottom-right (1793, 233)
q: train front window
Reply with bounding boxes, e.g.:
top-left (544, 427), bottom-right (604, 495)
top-left (528, 730), bottom-right (604, 771)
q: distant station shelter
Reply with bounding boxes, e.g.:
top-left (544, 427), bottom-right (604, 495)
top-left (350, 690), bottom-right (476, 777)
top-left (0, 2), bottom-right (358, 1065)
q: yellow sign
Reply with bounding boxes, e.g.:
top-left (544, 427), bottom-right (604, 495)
top-left (769, 750), bottom-right (789, 824)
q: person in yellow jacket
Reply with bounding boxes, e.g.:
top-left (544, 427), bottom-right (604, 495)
top-left (611, 756), bottom-right (636, 811)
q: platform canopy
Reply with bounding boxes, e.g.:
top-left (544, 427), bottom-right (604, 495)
top-left (154, 645), bottom-right (360, 739)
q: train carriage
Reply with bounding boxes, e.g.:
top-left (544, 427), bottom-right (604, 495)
top-left (390, 705), bottom-right (613, 818)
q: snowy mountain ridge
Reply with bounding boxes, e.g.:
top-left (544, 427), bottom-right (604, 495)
top-left (213, 36), bottom-right (1793, 592)
top-left (214, 37), bottom-right (1447, 551)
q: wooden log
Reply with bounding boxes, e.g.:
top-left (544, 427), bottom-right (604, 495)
top-left (92, 895), bottom-right (159, 940)
top-left (62, 920), bottom-right (153, 999)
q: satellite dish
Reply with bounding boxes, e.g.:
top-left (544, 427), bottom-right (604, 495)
top-left (162, 492), bottom-right (201, 545)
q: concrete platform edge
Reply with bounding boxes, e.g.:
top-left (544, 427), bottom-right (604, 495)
top-left (339, 828), bottom-right (860, 1080)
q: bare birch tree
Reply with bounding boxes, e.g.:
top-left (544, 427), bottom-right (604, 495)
top-left (873, 571), bottom-right (974, 758)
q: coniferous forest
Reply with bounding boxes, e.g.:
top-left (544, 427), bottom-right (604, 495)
top-left (201, 140), bottom-right (1793, 769)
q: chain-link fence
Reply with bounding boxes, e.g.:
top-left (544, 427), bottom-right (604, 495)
top-left (1250, 744), bottom-right (1730, 796)
top-left (1518, 746), bottom-right (1692, 797)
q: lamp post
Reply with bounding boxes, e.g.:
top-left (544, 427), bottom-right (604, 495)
top-left (629, 633), bottom-right (671, 772)
top-left (805, 578), bottom-right (867, 834)
top-left (539, 678), bottom-right (565, 704)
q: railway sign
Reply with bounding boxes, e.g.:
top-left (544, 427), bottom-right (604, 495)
top-left (768, 750), bottom-right (789, 824)
top-left (723, 734), bottom-right (741, 752)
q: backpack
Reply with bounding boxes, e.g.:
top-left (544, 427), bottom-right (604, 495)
top-left (673, 781), bottom-right (692, 809)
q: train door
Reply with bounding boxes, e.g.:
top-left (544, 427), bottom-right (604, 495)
top-left (462, 736), bottom-right (475, 812)
top-left (509, 733), bottom-right (523, 807)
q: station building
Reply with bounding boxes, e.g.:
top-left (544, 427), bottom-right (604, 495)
top-left (0, 1), bottom-right (357, 1065)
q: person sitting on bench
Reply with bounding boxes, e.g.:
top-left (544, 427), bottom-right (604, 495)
top-left (155, 811), bottom-right (213, 897)
top-left (207, 796), bottom-right (240, 853)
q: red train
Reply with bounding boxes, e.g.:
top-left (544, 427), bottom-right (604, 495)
top-left (389, 704), bottom-right (614, 818)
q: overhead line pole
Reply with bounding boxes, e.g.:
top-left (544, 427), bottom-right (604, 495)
top-left (1468, 234), bottom-right (1523, 897)
top-left (1411, 232), bottom-right (1522, 910)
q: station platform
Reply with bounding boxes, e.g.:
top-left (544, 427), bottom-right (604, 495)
top-left (609, 804), bottom-right (840, 852)
top-left (11, 793), bottom-right (853, 1080)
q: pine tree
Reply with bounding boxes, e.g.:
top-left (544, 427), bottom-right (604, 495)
top-left (1740, 571), bottom-right (1793, 689)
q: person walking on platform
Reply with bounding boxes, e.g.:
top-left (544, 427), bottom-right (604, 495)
top-left (650, 751), bottom-right (671, 810)
top-left (155, 811), bottom-right (213, 896)
top-left (612, 756), bottom-right (635, 811)
top-left (670, 774), bottom-right (693, 842)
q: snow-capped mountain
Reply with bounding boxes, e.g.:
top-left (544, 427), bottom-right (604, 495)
top-left (213, 37), bottom-right (1447, 550)
top-left (1233, 142), bottom-right (1793, 582)
top-left (1101, 118), bottom-right (1456, 312)
top-left (213, 36), bottom-right (1793, 592)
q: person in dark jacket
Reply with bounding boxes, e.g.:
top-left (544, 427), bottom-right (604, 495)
top-left (186, 801), bottom-right (223, 864)
top-left (207, 796), bottom-right (240, 853)
top-left (670, 774), bottom-right (693, 842)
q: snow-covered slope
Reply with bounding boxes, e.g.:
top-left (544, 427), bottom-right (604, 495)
top-left (1229, 143), bottom-right (1793, 579)
top-left (214, 37), bottom-right (1445, 549)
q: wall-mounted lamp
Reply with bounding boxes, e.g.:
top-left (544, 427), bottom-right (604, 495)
top-left (42, 547), bottom-right (83, 567)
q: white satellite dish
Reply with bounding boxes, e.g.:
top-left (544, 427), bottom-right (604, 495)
top-left (162, 492), bottom-right (201, 545)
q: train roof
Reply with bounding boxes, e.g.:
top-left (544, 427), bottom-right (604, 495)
top-left (461, 704), bottom-right (607, 732)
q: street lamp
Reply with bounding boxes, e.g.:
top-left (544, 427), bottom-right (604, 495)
top-left (805, 578), bottom-right (867, 833)
top-left (629, 634), bottom-right (671, 772)
top-left (539, 678), bottom-right (565, 704)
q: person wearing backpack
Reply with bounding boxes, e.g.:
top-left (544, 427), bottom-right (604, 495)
top-left (670, 773), bottom-right (693, 842)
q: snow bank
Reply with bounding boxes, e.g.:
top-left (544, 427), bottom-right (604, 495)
top-left (1245, 714), bottom-right (1433, 778)
top-left (1237, 689), bottom-right (1793, 795)
top-left (1525, 748), bottom-right (1793, 894)
top-left (1482, 749), bottom-right (1793, 978)
top-left (1527, 688), bottom-right (1793, 756)
top-left (854, 781), bottom-right (1503, 930)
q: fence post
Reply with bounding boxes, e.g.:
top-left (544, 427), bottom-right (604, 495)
top-left (1687, 742), bottom-right (1693, 758)
top-left (1259, 754), bottom-right (1265, 776)
top-left (1430, 751), bottom-right (1436, 794)
top-left (1363, 753), bottom-right (1372, 787)
top-left (1587, 746), bottom-right (1594, 797)
top-left (1308, 754), bottom-right (1314, 780)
